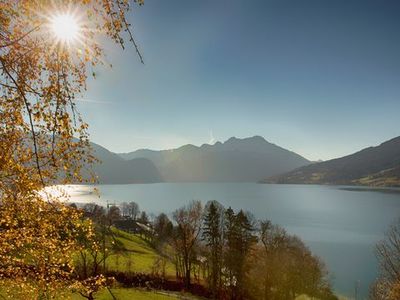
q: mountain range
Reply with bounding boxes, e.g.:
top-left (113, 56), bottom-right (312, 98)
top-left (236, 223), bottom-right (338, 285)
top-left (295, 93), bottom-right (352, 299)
top-left (265, 136), bottom-right (400, 187)
top-left (117, 136), bottom-right (310, 182)
top-left (92, 136), bottom-right (310, 183)
top-left (91, 135), bottom-right (400, 187)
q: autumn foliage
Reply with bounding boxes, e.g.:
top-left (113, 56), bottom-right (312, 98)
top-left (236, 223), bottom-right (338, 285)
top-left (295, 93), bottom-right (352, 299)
top-left (0, 0), bottom-right (142, 297)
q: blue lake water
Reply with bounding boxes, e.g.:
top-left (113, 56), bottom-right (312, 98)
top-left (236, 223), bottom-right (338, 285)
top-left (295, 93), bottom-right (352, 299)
top-left (66, 183), bottom-right (400, 299)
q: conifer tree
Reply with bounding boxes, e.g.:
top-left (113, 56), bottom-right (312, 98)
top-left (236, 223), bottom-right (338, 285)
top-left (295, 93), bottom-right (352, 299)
top-left (203, 200), bottom-right (224, 298)
top-left (223, 208), bottom-right (257, 299)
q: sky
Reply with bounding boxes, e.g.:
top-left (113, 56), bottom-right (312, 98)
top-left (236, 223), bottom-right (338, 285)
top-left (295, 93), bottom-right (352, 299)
top-left (79, 0), bottom-right (400, 161)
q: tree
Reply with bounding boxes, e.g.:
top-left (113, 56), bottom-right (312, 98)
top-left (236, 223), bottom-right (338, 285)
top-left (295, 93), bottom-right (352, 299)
top-left (172, 201), bottom-right (203, 288)
top-left (76, 204), bottom-right (125, 285)
top-left (0, 194), bottom-right (88, 298)
top-left (250, 221), bottom-right (336, 300)
top-left (372, 219), bottom-right (400, 299)
top-left (233, 210), bottom-right (257, 299)
top-left (83, 203), bottom-right (106, 221)
top-left (223, 208), bottom-right (257, 299)
top-left (153, 213), bottom-right (173, 246)
top-left (223, 207), bottom-right (237, 293)
top-left (129, 201), bottom-right (140, 220)
top-left (121, 202), bottom-right (129, 217)
top-left (202, 200), bottom-right (225, 298)
top-left (138, 210), bottom-right (149, 224)
top-left (121, 201), bottom-right (140, 219)
top-left (107, 205), bottom-right (121, 226)
top-left (257, 220), bottom-right (286, 300)
top-left (0, 0), bottom-right (143, 296)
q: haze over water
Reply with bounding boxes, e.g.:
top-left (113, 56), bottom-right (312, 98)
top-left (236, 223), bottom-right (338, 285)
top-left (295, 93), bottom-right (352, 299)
top-left (65, 183), bottom-right (400, 299)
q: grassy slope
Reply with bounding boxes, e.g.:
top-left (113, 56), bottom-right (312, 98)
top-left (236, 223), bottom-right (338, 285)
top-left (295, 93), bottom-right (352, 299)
top-left (68, 229), bottom-right (204, 299)
top-left (71, 288), bottom-right (181, 300)
top-left (105, 228), bottom-right (175, 276)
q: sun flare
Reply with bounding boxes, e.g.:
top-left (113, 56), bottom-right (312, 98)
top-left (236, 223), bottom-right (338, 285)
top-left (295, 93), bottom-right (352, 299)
top-left (50, 13), bottom-right (80, 43)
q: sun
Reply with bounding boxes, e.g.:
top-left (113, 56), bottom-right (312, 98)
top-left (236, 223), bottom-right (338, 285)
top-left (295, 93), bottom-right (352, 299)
top-left (50, 13), bottom-right (80, 43)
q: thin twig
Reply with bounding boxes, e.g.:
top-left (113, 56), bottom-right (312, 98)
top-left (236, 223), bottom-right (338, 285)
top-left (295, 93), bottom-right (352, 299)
top-left (0, 24), bottom-right (41, 48)
top-left (106, 287), bottom-right (117, 300)
top-left (116, 1), bottom-right (144, 64)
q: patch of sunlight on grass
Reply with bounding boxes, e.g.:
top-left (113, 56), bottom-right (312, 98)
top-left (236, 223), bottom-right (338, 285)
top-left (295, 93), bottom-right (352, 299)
top-left (106, 228), bottom-right (175, 276)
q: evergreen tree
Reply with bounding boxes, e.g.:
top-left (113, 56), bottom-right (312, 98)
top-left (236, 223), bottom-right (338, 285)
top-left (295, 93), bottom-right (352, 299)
top-left (203, 201), bottom-right (224, 298)
top-left (138, 211), bottom-right (149, 224)
top-left (223, 208), bottom-right (257, 299)
top-left (154, 213), bottom-right (173, 245)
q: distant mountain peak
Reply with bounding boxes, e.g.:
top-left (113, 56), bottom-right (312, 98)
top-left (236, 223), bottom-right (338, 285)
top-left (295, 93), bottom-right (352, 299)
top-left (224, 135), bottom-right (267, 144)
top-left (177, 144), bottom-right (198, 151)
top-left (225, 136), bottom-right (237, 143)
top-left (252, 135), bottom-right (267, 141)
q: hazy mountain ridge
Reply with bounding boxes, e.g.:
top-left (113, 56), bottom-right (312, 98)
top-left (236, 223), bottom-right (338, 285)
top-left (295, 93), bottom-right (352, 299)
top-left (90, 142), bottom-right (163, 184)
top-left (265, 136), bottom-right (400, 187)
top-left (118, 136), bottom-right (310, 182)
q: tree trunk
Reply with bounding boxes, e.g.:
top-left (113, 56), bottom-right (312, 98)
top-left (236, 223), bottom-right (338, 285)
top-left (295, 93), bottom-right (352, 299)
top-left (185, 267), bottom-right (191, 288)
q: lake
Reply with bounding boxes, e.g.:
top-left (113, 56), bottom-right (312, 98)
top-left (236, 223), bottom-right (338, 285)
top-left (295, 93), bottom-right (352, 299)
top-left (64, 183), bottom-right (400, 299)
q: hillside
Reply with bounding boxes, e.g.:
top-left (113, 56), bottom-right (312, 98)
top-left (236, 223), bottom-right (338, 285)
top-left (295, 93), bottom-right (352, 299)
top-left (71, 229), bottom-right (324, 300)
top-left (89, 142), bottom-right (163, 184)
top-left (265, 136), bottom-right (400, 187)
top-left (118, 136), bottom-right (310, 182)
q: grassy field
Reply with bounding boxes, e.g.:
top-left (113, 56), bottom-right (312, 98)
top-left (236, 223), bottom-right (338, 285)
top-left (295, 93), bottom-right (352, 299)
top-left (70, 288), bottom-right (183, 300)
top-left (105, 229), bottom-right (175, 276)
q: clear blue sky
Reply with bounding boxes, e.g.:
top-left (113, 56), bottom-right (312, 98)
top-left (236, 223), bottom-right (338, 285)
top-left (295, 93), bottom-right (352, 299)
top-left (79, 0), bottom-right (400, 161)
